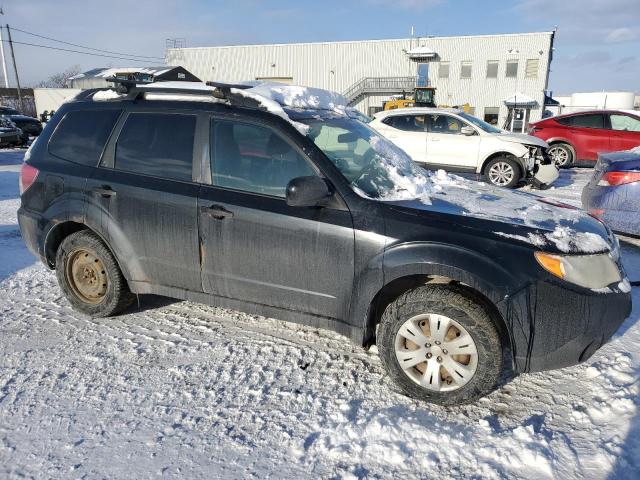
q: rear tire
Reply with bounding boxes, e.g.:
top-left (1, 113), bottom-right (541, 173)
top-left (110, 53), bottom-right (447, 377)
top-left (548, 143), bottom-right (574, 168)
top-left (56, 230), bottom-right (134, 317)
top-left (484, 157), bottom-right (521, 188)
top-left (377, 285), bottom-right (503, 405)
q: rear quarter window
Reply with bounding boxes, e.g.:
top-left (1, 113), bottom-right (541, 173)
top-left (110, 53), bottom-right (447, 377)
top-left (49, 109), bottom-right (121, 166)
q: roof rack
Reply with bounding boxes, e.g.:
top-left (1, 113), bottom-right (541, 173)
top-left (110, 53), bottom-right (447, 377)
top-left (103, 76), bottom-right (261, 109)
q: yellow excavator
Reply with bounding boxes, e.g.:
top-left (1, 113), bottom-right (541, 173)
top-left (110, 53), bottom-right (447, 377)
top-left (383, 86), bottom-right (472, 113)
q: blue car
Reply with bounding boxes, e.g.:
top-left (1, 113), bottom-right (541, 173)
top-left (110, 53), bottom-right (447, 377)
top-left (582, 149), bottom-right (640, 236)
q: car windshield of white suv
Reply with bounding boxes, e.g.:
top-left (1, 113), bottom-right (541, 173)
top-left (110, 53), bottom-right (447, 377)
top-left (303, 116), bottom-right (433, 201)
top-left (458, 112), bottom-right (502, 134)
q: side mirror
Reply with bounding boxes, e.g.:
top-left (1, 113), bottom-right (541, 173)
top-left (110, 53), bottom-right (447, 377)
top-left (461, 125), bottom-right (476, 136)
top-left (286, 176), bottom-right (332, 207)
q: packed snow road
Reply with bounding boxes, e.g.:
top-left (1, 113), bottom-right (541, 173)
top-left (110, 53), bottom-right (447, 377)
top-left (1, 150), bottom-right (638, 479)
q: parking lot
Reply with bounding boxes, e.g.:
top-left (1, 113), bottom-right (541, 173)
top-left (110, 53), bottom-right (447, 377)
top-left (1, 147), bottom-right (638, 479)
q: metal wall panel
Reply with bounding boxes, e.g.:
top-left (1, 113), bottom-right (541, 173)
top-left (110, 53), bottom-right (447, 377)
top-left (167, 32), bottom-right (554, 123)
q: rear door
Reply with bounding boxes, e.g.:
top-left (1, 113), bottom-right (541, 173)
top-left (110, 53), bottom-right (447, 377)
top-left (425, 113), bottom-right (480, 169)
top-left (565, 113), bottom-right (609, 161)
top-left (377, 114), bottom-right (428, 162)
top-left (86, 109), bottom-right (202, 291)
top-left (608, 113), bottom-right (640, 152)
top-left (198, 116), bottom-right (355, 319)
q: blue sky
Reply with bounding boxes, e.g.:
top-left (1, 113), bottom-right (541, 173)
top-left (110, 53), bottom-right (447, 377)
top-left (7, 0), bottom-right (640, 94)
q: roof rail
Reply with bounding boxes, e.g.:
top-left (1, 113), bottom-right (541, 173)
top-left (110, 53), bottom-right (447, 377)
top-left (103, 77), bottom-right (261, 109)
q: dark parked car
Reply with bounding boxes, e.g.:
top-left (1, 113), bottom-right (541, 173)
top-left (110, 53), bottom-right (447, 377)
top-left (18, 82), bottom-right (632, 405)
top-left (529, 110), bottom-right (640, 167)
top-left (0, 115), bottom-right (25, 147)
top-left (0, 106), bottom-right (43, 140)
top-left (583, 149), bottom-right (640, 236)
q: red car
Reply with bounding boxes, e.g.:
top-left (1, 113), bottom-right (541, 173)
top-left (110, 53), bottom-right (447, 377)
top-left (529, 110), bottom-right (640, 167)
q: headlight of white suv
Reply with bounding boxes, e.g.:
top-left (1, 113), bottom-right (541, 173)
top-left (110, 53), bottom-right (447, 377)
top-left (535, 251), bottom-right (622, 290)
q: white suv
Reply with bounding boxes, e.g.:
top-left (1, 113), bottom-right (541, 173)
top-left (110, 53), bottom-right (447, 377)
top-left (370, 108), bottom-right (558, 188)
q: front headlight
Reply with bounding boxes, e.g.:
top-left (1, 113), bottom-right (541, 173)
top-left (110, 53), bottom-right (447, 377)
top-left (535, 251), bottom-right (622, 290)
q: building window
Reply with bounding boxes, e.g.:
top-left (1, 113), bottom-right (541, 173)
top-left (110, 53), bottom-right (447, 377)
top-left (484, 107), bottom-right (500, 126)
top-left (486, 61), bottom-right (498, 78)
top-left (525, 59), bottom-right (539, 78)
top-left (506, 60), bottom-right (518, 78)
top-left (460, 61), bottom-right (472, 79)
top-left (417, 63), bottom-right (429, 86)
top-left (438, 62), bottom-right (450, 79)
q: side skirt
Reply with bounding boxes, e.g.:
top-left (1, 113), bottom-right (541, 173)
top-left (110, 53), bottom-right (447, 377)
top-left (128, 281), bottom-right (363, 344)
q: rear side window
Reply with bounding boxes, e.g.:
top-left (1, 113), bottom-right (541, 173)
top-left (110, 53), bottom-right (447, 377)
top-left (49, 109), bottom-right (121, 166)
top-left (558, 114), bottom-right (605, 129)
top-left (382, 115), bottom-right (427, 132)
top-left (610, 114), bottom-right (640, 132)
top-left (115, 112), bottom-right (196, 181)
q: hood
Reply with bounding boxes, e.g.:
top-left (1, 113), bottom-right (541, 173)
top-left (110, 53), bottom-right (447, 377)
top-left (495, 132), bottom-right (548, 148)
top-left (385, 176), bottom-right (611, 254)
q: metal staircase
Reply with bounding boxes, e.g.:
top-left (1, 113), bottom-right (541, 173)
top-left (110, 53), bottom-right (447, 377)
top-left (342, 76), bottom-right (417, 106)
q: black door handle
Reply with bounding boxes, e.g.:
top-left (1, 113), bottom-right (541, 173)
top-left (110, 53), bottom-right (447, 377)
top-left (93, 186), bottom-right (116, 198)
top-left (202, 204), bottom-right (234, 220)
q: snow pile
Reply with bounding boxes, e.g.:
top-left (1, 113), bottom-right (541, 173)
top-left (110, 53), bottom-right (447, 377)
top-left (628, 145), bottom-right (640, 154)
top-left (545, 225), bottom-right (610, 253)
top-left (230, 87), bottom-right (310, 135)
top-left (246, 84), bottom-right (348, 112)
top-left (92, 89), bottom-right (126, 101)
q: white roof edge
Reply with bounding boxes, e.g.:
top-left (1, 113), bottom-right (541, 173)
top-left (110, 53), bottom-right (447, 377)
top-left (167, 31), bottom-right (555, 52)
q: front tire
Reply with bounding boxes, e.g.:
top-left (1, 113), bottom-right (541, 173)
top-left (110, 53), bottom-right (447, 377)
top-left (377, 285), bottom-right (503, 405)
top-left (56, 230), bottom-right (134, 317)
top-left (484, 157), bottom-right (521, 188)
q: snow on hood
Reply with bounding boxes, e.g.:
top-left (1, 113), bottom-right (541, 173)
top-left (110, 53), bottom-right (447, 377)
top-left (383, 169), bottom-right (610, 254)
top-left (496, 132), bottom-right (548, 148)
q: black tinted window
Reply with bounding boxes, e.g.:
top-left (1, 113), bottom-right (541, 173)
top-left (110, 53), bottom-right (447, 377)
top-left (115, 113), bottom-right (195, 181)
top-left (211, 120), bottom-right (316, 197)
top-left (382, 115), bottom-right (427, 132)
top-left (49, 109), bottom-right (121, 166)
top-left (559, 114), bottom-right (605, 129)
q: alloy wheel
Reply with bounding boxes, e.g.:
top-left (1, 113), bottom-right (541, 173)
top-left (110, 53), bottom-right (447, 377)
top-left (548, 145), bottom-right (569, 167)
top-left (488, 162), bottom-right (515, 186)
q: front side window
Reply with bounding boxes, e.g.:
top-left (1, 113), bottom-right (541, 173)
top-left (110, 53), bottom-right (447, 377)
top-left (115, 112), bottom-right (196, 181)
top-left (428, 114), bottom-right (463, 134)
top-left (610, 114), bottom-right (640, 132)
top-left (506, 60), bottom-right (518, 78)
top-left (460, 61), bottom-right (472, 79)
top-left (484, 107), bottom-right (500, 126)
top-left (570, 114), bottom-right (605, 129)
top-left (382, 114), bottom-right (427, 132)
top-left (49, 109), bottom-right (121, 166)
top-left (211, 120), bottom-right (316, 197)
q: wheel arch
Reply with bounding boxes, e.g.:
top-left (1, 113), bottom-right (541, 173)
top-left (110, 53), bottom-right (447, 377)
top-left (360, 243), bottom-right (516, 356)
top-left (480, 151), bottom-right (525, 178)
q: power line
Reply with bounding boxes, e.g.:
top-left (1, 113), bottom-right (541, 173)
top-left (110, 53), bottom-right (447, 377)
top-left (1, 39), bottom-right (163, 64)
top-left (9, 26), bottom-right (165, 60)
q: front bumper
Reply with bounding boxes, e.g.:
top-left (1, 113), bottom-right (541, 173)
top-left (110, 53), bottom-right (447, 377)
top-left (502, 278), bottom-right (632, 373)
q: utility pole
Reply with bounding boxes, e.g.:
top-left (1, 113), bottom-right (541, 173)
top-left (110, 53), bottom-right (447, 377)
top-left (0, 8), bottom-right (8, 88)
top-left (5, 24), bottom-right (23, 111)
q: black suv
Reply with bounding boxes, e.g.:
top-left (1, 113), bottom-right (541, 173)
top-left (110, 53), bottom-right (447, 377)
top-left (18, 82), bottom-right (632, 405)
top-left (0, 106), bottom-right (43, 141)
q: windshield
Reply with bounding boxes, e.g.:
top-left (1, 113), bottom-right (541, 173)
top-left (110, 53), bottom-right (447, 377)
top-left (458, 112), bottom-right (502, 134)
top-left (302, 116), bottom-right (433, 201)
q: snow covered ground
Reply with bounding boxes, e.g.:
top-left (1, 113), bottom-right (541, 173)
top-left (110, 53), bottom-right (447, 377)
top-left (0, 150), bottom-right (638, 479)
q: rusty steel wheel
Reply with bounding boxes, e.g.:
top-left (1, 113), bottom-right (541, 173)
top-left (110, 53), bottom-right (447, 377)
top-left (65, 248), bottom-right (109, 305)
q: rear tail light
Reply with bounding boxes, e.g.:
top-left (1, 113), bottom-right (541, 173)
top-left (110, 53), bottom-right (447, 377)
top-left (597, 171), bottom-right (640, 187)
top-left (19, 163), bottom-right (39, 195)
top-left (589, 208), bottom-right (605, 218)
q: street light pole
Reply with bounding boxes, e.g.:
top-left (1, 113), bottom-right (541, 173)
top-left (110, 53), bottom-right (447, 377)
top-left (0, 25), bottom-right (9, 88)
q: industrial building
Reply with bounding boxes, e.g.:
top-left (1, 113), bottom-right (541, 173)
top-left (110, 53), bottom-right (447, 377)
top-left (166, 31), bottom-right (555, 131)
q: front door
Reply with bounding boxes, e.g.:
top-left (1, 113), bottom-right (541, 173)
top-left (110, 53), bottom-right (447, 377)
top-left (608, 113), bottom-right (640, 152)
top-left (425, 113), bottom-right (479, 169)
top-left (87, 110), bottom-right (201, 291)
top-left (566, 113), bottom-right (609, 161)
top-left (198, 117), bottom-right (355, 319)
